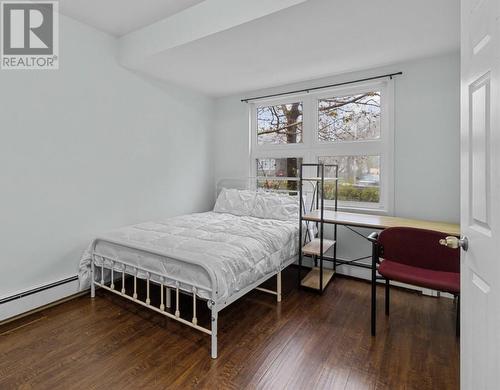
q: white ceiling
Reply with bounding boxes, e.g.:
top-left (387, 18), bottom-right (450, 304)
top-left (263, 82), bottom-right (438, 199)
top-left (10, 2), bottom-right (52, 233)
top-left (59, 0), bottom-right (206, 36)
top-left (60, 0), bottom-right (460, 97)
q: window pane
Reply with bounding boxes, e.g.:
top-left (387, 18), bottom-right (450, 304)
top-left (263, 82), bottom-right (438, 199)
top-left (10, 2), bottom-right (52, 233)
top-left (318, 92), bottom-right (380, 142)
top-left (257, 102), bottom-right (303, 145)
top-left (256, 157), bottom-right (302, 191)
top-left (319, 156), bottom-right (380, 203)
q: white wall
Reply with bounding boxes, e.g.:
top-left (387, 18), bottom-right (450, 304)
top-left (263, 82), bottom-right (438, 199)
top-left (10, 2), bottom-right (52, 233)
top-left (0, 15), bottom-right (214, 302)
top-left (0, 15), bottom-right (459, 317)
top-left (213, 52), bottom-right (460, 279)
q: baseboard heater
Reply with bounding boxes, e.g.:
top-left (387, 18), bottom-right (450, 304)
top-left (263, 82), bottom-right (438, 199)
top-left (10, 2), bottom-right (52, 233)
top-left (0, 276), bottom-right (78, 305)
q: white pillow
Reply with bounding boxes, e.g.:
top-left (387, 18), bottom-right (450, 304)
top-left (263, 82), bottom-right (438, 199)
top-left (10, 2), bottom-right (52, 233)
top-left (213, 188), bottom-right (257, 216)
top-left (251, 192), bottom-right (299, 221)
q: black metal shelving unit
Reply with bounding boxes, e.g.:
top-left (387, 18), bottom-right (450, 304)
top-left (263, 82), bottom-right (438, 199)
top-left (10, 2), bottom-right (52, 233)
top-left (298, 163), bottom-right (339, 293)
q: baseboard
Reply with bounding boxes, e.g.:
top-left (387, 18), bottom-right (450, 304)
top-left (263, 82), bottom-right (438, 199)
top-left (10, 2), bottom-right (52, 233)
top-left (0, 277), bottom-right (81, 323)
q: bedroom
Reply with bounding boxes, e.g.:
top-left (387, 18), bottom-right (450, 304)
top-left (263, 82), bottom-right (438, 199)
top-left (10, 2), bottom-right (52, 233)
top-left (0, 0), bottom-right (497, 389)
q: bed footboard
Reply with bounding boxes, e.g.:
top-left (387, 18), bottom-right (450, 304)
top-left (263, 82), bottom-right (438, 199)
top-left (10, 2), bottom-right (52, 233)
top-left (90, 239), bottom-right (284, 359)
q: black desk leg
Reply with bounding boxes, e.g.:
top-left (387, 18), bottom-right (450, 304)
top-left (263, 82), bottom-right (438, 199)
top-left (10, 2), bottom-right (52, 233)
top-left (385, 279), bottom-right (390, 316)
top-left (371, 242), bottom-right (378, 336)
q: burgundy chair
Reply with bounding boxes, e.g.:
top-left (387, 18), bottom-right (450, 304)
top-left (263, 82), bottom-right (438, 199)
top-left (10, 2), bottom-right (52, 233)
top-left (368, 227), bottom-right (460, 336)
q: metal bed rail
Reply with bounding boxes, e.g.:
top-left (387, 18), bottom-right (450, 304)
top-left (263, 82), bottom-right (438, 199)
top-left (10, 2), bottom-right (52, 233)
top-left (90, 180), bottom-right (299, 359)
top-left (90, 238), bottom-right (287, 359)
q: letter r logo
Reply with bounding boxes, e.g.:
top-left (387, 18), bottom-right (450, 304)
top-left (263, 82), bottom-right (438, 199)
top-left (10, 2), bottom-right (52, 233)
top-left (2, 2), bottom-right (53, 55)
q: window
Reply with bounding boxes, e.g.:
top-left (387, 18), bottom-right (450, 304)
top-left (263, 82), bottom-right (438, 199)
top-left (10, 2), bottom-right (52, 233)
top-left (320, 155), bottom-right (381, 204)
top-left (318, 92), bottom-right (380, 142)
top-left (257, 102), bottom-right (303, 145)
top-left (256, 157), bottom-right (302, 191)
top-left (250, 81), bottom-right (394, 212)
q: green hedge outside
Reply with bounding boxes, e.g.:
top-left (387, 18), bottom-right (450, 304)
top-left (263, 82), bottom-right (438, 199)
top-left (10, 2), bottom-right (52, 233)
top-left (257, 180), bottom-right (379, 203)
top-left (324, 183), bottom-right (379, 203)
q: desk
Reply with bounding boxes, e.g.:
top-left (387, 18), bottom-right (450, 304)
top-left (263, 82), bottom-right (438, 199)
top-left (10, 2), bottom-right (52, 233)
top-left (302, 210), bottom-right (460, 236)
top-left (301, 210), bottom-right (460, 274)
top-left (300, 210), bottom-right (460, 335)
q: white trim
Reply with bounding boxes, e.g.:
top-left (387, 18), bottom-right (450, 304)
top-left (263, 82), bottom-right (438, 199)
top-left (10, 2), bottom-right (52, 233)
top-left (0, 279), bottom-right (80, 322)
top-left (249, 79), bottom-right (395, 214)
top-left (250, 95), bottom-right (306, 154)
top-left (312, 80), bottom-right (388, 147)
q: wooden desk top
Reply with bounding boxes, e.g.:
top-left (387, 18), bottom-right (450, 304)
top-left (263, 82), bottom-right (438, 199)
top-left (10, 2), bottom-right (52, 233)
top-left (302, 210), bottom-right (460, 236)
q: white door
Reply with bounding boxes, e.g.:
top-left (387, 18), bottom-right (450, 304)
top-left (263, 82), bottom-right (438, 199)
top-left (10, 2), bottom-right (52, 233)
top-left (461, 0), bottom-right (500, 388)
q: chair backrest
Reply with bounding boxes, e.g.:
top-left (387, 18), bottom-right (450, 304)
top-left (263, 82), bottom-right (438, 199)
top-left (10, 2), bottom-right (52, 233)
top-left (378, 227), bottom-right (460, 273)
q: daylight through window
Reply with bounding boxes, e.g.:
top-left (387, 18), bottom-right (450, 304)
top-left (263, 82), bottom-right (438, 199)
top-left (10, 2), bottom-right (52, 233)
top-left (250, 81), bottom-right (393, 211)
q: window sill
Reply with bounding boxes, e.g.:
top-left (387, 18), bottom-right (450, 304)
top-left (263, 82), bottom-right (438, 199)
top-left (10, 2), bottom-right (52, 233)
top-left (324, 205), bottom-right (392, 216)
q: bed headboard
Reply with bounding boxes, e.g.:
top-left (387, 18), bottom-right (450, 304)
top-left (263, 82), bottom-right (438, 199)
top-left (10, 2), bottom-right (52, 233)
top-left (215, 177), bottom-right (300, 198)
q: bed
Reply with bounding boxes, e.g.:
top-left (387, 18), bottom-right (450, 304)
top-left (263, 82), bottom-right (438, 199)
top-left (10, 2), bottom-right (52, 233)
top-left (78, 183), bottom-right (300, 358)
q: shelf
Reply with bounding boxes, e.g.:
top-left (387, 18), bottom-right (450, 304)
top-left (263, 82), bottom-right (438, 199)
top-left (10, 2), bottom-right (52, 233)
top-left (302, 238), bottom-right (335, 256)
top-left (300, 267), bottom-right (335, 291)
top-left (302, 177), bottom-right (339, 182)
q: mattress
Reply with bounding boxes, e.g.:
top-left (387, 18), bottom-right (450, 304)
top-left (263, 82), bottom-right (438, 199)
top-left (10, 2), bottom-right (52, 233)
top-left (78, 211), bottom-right (299, 303)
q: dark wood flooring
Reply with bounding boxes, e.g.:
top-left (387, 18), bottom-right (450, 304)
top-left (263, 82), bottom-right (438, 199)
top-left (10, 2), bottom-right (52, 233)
top-left (0, 269), bottom-right (459, 389)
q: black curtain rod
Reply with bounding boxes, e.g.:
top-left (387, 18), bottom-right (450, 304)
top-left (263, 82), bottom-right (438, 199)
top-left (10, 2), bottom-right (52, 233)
top-left (241, 71), bottom-right (403, 103)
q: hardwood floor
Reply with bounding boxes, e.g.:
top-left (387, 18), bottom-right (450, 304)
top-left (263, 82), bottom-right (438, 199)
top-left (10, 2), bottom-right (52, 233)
top-left (0, 269), bottom-right (459, 389)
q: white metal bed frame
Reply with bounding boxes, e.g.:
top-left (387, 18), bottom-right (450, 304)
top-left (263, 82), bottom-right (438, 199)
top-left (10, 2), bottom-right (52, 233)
top-left (90, 178), bottom-right (300, 359)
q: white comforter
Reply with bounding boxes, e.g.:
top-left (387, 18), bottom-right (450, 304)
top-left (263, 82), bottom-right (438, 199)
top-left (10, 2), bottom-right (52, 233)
top-left (79, 212), bottom-right (299, 303)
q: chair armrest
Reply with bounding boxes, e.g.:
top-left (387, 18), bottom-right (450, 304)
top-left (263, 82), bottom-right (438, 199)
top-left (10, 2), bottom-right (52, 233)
top-left (368, 231), bottom-right (382, 268)
top-left (367, 231), bottom-right (379, 243)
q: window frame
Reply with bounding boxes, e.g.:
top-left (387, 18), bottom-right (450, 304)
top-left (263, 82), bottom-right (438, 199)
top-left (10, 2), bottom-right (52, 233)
top-left (249, 79), bottom-right (394, 214)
